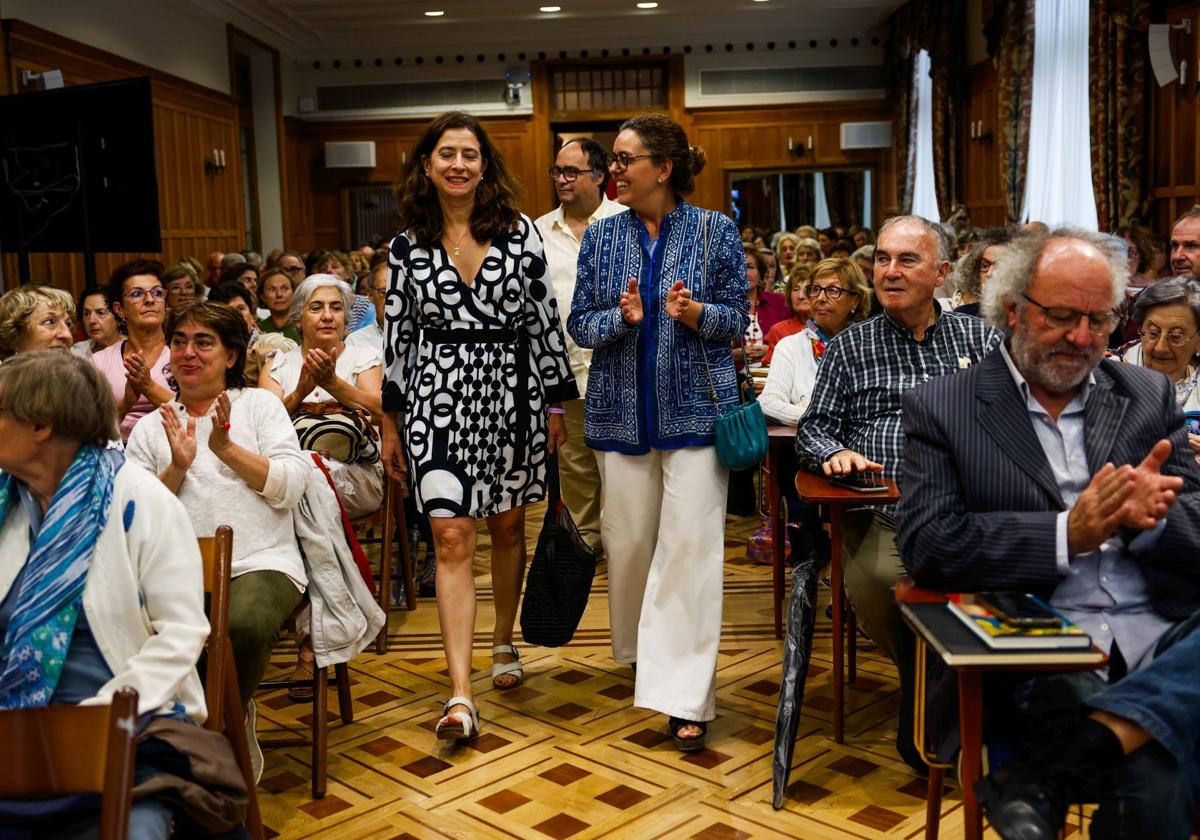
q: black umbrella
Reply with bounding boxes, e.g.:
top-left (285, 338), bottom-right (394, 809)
top-left (771, 549), bottom-right (822, 809)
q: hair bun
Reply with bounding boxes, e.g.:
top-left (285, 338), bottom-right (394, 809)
top-left (689, 146), bottom-right (707, 176)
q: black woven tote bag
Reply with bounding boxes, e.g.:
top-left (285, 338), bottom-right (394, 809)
top-left (520, 453), bottom-right (597, 647)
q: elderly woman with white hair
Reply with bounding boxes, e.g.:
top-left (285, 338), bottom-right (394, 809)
top-left (0, 285), bottom-right (75, 359)
top-left (260, 274), bottom-right (384, 519)
top-left (1117, 275), bottom-right (1200, 456)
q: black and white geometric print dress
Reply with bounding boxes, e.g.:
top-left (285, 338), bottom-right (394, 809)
top-left (383, 213), bottom-right (579, 518)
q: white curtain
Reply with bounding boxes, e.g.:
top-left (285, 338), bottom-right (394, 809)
top-left (910, 49), bottom-right (941, 222)
top-left (813, 172), bottom-right (831, 229)
top-left (1020, 0), bottom-right (1098, 229)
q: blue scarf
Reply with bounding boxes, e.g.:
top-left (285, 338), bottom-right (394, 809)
top-left (0, 445), bottom-right (124, 709)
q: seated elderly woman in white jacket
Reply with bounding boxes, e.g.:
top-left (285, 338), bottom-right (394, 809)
top-left (127, 301), bottom-right (310, 778)
top-left (758, 257), bottom-right (872, 425)
top-left (0, 351), bottom-right (210, 838)
top-left (758, 257), bottom-right (871, 566)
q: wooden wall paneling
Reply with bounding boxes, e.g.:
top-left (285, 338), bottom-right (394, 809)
top-left (0, 21), bottom-right (243, 297)
top-left (686, 103), bottom-right (895, 221)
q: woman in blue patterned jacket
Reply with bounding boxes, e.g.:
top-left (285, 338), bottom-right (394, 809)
top-left (567, 113), bottom-right (748, 752)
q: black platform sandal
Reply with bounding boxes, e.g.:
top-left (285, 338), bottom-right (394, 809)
top-left (668, 717), bottom-right (708, 752)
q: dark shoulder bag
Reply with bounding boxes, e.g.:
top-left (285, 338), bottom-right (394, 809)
top-left (695, 212), bottom-right (770, 471)
top-left (520, 453), bottom-right (597, 647)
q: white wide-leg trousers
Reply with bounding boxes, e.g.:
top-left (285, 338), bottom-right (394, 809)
top-left (598, 446), bottom-right (729, 721)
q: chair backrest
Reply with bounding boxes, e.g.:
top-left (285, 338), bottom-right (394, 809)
top-left (198, 524), bottom-right (234, 733)
top-left (0, 686), bottom-right (138, 840)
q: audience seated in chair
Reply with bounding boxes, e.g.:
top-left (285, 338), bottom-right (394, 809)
top-left (794, 214), bottom-right (1003, 768)
top-left (0, 351), bottom-right (246, 838)
top-left (896, 227), bottom-right (1200, 840)
top-left (125, 302), bottom-right (310, 782)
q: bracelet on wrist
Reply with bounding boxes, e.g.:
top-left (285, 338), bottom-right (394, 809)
top-left (547, 406), bottom-right (567, 415)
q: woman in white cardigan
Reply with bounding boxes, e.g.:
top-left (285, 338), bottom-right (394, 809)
top-left (758, 257), bottom-right (872, 564)
top-left (0, 351), bottom-right (209, 838)
top-left (759, 257), bottom-right (872, 425)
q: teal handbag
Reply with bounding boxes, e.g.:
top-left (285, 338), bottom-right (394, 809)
top-left (695, 213), bottom-right (769, 471)
top-left (703, 339), bottom-right (769, 470)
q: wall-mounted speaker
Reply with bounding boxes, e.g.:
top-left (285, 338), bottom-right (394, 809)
top-left (840, 121), bottom-right (892, 150)
top-left (325, 141), bottom-right (376, 168)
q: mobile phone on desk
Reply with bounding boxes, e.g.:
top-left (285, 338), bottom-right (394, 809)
top-left (825, 471), bottom-right (889, 493)
top-left (975, 592), bottom-right (1063, 628)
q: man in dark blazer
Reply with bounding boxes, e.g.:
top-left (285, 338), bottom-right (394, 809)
top-left (896, 228), bottom-right (1200, 840)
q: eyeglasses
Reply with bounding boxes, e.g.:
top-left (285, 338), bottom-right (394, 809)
top-left (1021, 293), bottom-right (1115, 335)
top-left (804, 284), bottom-right (856, 301)
top-left (1139, 326), bottom-right (1199, 347)
top-left (124, 287), bottom-right (166, 301)
top-left (611, 152), bottom-right (654, 170)
top-left (548, 166), bottom-right (598, 182)
top-left (282, 265), bottom-right (305, 275)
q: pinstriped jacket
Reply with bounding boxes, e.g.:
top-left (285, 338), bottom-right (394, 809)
top-left (566, 202), bottom-right (749, 454)
top-left (897, 350), bottom-right (1200, 620)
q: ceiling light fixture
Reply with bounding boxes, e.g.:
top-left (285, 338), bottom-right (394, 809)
top-left (539, 5), bottom-right (562, 10)
top-left (636, 2), bottom-right (658, 8)
top-left (424, 10), bottom-right (445, 16)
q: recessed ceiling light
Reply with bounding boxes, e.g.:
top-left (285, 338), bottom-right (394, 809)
top-left (539, 5), bottom-right (562, 10)
top-left (424, 10), bottom-right (444, 16)
top-left (636, 2), bottom-right (658, 7)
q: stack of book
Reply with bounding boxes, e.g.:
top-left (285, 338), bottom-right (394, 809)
top-left (947, 594), bottom-right (1090, 650)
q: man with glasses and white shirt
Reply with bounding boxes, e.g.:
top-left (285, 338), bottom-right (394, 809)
top-left (534, 139), bottom-right (626, 556)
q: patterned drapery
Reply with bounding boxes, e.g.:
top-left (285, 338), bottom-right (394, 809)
top-left (992, 0), bottom-right (1036, 224)
top-left (1090, 0), bottom-right (1149, 231)
top-left (886, 0), bottom-right (965, 221)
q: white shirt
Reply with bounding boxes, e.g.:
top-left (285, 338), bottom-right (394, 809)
top-left (126, 388), bottom-right (310, 588)
top-left (269, 343), bottom-right (383, 403)
top-left (534, 196), bottom-right (627, 392)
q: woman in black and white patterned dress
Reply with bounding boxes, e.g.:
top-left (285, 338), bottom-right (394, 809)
top-left (380, 112), bottom-right (578, 741)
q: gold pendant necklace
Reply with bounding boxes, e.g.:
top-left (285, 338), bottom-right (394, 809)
top-left (449, 227), bottom-right (470, 257)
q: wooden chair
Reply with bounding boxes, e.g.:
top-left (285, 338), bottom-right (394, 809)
top-left (198, 525), bottom-right (265, 840)
top-left (351, 474), bottom-right (415, 653)
top-left (0, 686), bottom-right (139, 840)
top-left (257, 604), bottom-right (354, 799)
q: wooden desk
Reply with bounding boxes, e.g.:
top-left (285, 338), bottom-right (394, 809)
top-left (795, 470), bottom-right (900, 744)
top-left (898, 595), bottom-right (1106, 840)
top-left (764, 424), bottom-right (797, 640)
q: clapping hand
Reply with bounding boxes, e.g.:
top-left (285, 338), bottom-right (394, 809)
top-left (295, 361), bottom-right (317, 402)
top-left (665, 280), bottom-right (693, 320)
top-left (124, 351), bottom-right (152, 395)
top-left (1121, 439), bottom-right (1183, 529)
top-left (160, 405), bottom-right (197, 472)
top-left (306, 346), bottom-right (340, 388)
top-left (619, 278), bottom-right (643, 325)
top-left (208, 391), bottom-right (233, 455)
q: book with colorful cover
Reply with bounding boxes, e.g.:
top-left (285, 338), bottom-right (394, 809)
top-left (946, 594), bottom-right (1091, 650)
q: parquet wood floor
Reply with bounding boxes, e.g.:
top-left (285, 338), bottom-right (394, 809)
top-left (255, 509), bottom-right (1086, 839)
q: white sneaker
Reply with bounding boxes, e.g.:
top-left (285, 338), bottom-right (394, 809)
top-left (246, 699), bottom-right (263, 784)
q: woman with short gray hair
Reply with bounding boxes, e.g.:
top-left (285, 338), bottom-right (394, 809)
top-left (1117, 277), bottom-right (1200, 453)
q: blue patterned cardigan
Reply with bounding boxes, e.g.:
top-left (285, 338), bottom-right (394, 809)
top-left (567, 201), bottom-right (749, 454)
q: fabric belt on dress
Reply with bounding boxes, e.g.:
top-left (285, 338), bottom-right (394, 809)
top-left (423, 327), bottom-right (532, 456)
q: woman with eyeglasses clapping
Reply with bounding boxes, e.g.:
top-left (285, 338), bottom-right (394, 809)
top-left (91, 260), bottom-right (174, 443)
top-left (567, 113), bottom-right (748, 753)
top-left (759, 257), bottom-right (872, 427)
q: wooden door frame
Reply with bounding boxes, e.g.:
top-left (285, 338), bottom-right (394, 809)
top-left (226, 23), bottom-right (286, 250)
